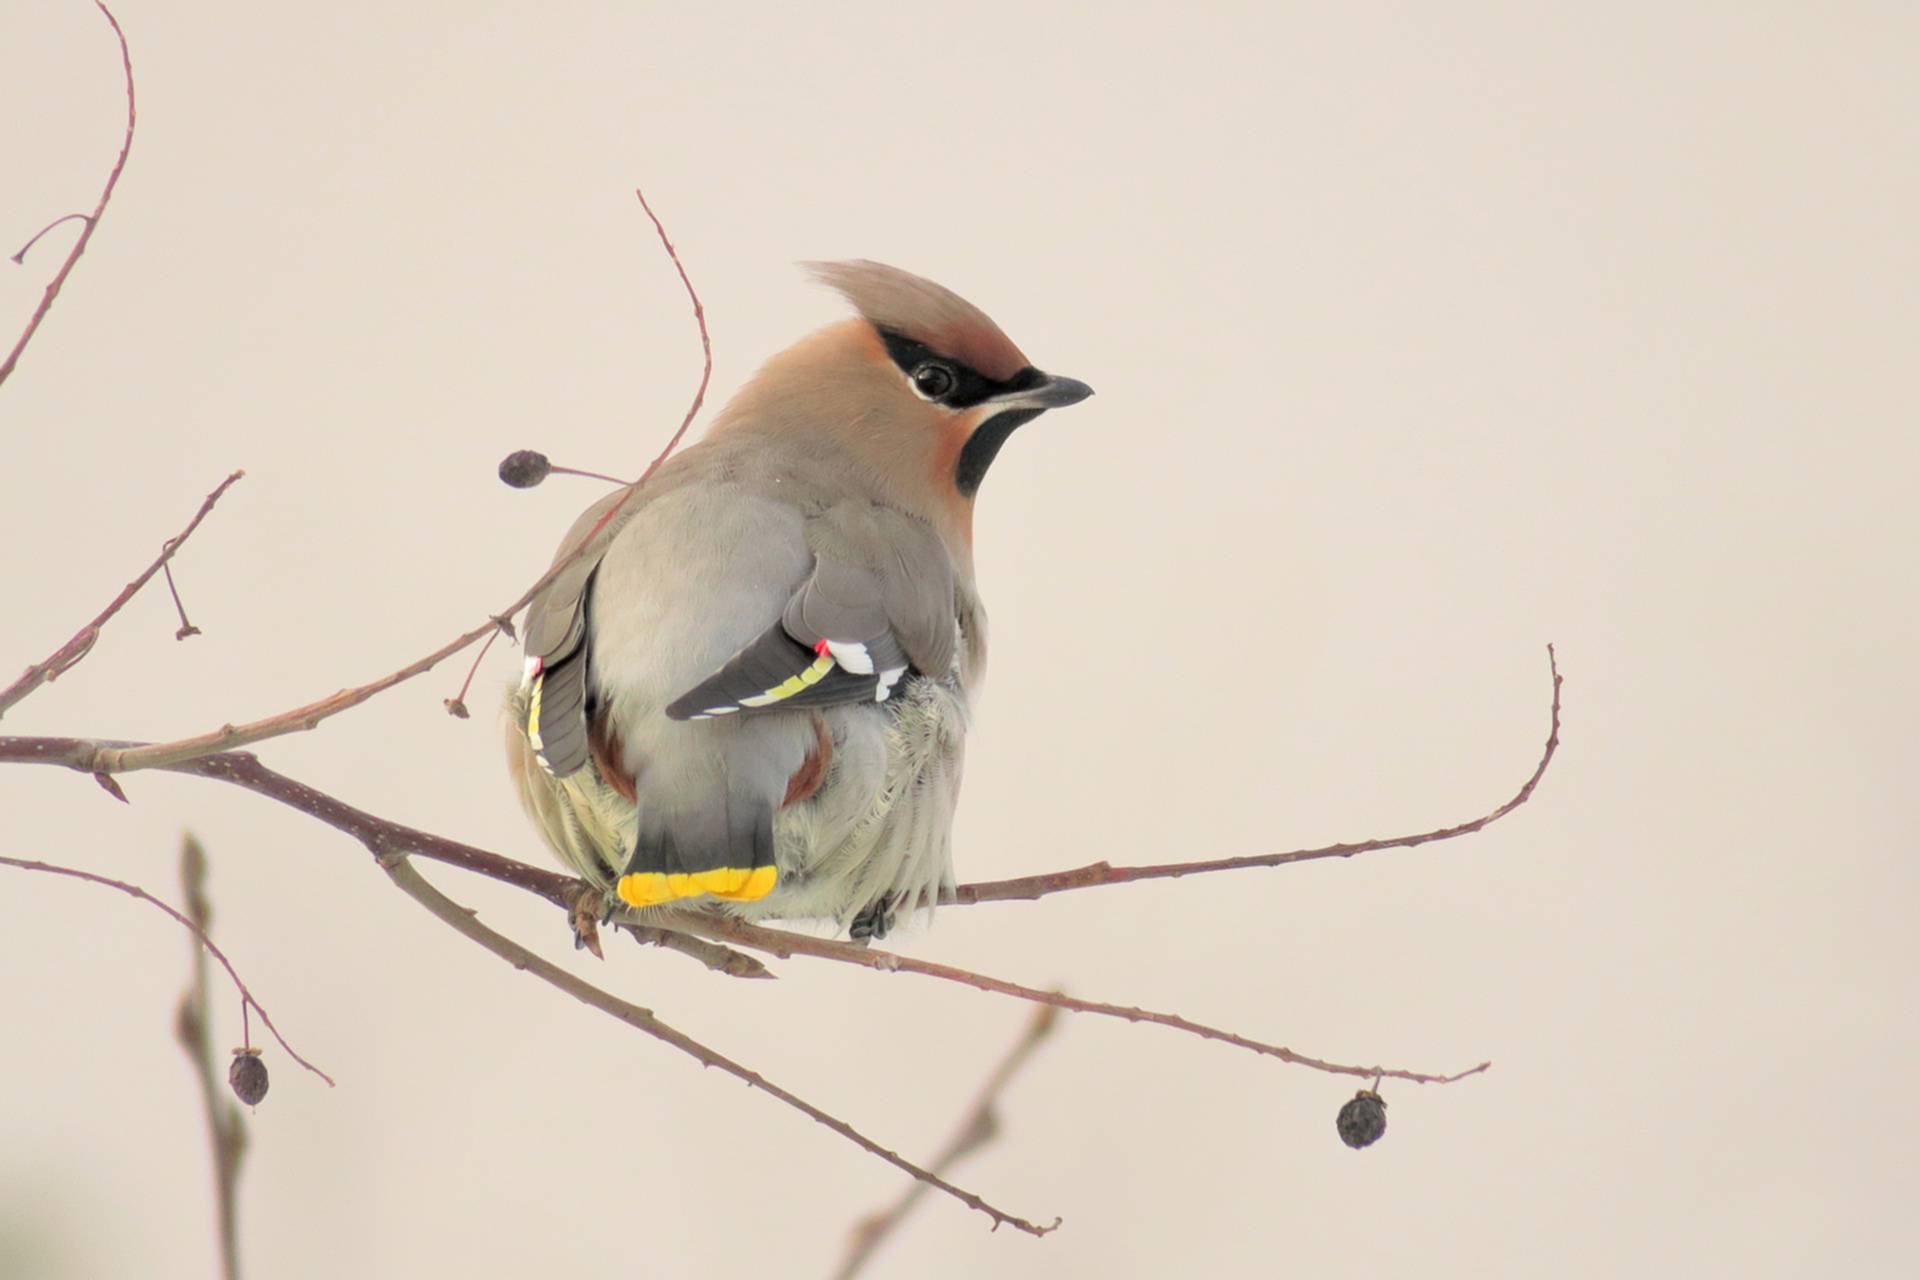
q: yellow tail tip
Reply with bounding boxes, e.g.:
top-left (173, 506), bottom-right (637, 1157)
top-left (617, 865), bottom-right (778, 909)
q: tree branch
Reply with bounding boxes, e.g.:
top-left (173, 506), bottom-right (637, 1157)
top-left (0, 850), bottom-right (332, 1087)
top-left (0, 641), bottom-right (1556, 1230)
top-left (0, 647), bottom-right (1558, 923)
top-left (0, 470), bottom-right (244, 721)
top-left (79, 187), bottom-right (711, 776)
top-left (617, 921), bottom-right (774, 980)
top-left (1, 1), bottom-right (137, 391)
top-left (1, 674), bottom-right (1546, 1085)
top-left (684, 916), bottom-right (1485, 1087)
top-left (949, 644), bottom-right (1562, 906)
top-left (0, 734), bottom-right (581, 902)
top-left (380, 855), bottom-right (1055, 1237)
top-left (832, 1004), bottom-right (1059, 1280)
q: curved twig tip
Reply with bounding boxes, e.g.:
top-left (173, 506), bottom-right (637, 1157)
top-left (0, 0), bottom-right (136, 390)
top-left (0, 854), bottom-right (333, 1086)
top-left (11, 213), bottom-right (93, 265)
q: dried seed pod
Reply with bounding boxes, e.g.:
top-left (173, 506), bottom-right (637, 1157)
top-left (498, 450), bottom-right (552, 489)
top-left (1336, 1089), bottom-right (1386, 1149)
top-left (229, 1049), bottom-right (270, 1106)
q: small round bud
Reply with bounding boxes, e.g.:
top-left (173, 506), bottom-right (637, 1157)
top-left (1336, 1089), bottom-right (1386, 1149)
top-left (498, 450), bottom-right (552, 488)
top-left (229, 1049), bottom-right (270, 1106)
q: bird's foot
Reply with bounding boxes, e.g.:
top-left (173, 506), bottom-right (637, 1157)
top-left (849, 894), bottom-right (896, 944)
top-left (569, 886), bottom-right (610, 960)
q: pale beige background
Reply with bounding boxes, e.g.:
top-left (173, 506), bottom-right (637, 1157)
top-left (2, 3), bottom-right (1916, 1277)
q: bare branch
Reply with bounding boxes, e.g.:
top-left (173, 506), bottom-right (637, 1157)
top-left (0, 645), bottom-right (1552, 1208)
top-left (950, 644), bottom-right (1563, 906)
top-left (617, 921), bottom-right (774, 980)
top-left (0, 851), bottom-right (333, 1087)
top-left (0, 1), bottom-right (137, 391)
top-left (0, 649), bottom-right (1559, 920)
top-left (0, 644), bottom-right (1554, 1221)
top-left (82, 187), bottom-right (712, 776)
top-left (0, 734), bottom-right (583, 906)
top-left (687, 916), bottom-right (1484, 1087)
top-left (381, 856), bottom-right (1055, 1237)
top-left (174, 834), bottom-right (245, 1280)
top-left (0, 637), bottom-right (1559, 948)
top-left (832, 1004), bottom-right (1059, 1280)
top-left (0, 470), bottom-right (244, 721)
top-left (0, 632), bottom-right (1557, 960)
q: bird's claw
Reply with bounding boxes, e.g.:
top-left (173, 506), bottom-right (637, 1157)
top-left (849, 894), bottom-right (896, 943)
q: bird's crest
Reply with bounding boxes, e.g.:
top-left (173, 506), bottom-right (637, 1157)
top-left (806, 260), bottom-right (1030, 381)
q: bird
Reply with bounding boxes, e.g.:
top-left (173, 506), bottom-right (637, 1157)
top-left (504, 260), bottom-right (1092, 938)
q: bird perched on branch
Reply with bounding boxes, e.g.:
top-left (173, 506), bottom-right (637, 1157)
top-left (505, 261), bottom-right (1091, 937)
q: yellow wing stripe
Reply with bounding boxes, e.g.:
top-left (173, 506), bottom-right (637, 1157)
top-left (526, 671), bottom-right (547, 755)
top-left (735, 651), bottom-right (836, 709)
top-left (617, 865), bottom-right (779, 908)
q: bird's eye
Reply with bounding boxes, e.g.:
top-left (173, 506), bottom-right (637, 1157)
top-left (911, 362), bottom-right (957, 401)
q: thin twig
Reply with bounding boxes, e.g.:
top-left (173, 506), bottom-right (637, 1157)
top-left (617, 922), bottom-right (774, 979)
top-left (12, 213), bottom-right (92, 263)
top-left (381, 856), bottom-right (1054, 1237)
top-left (548, 463), bottom-right (629, 485)
top-left (85, 187), bottom-right (712, 775)
top-left (686, 916), bottom-right (1485, 1086)
top-left (0, 1), bottom-right (137, 391)
top-left (631, 186), bottom-right (713, 436)
top-left (0, 470), bottom-right (243, 720)
top-left (0, 852), bottom-right (333, 1086)
top-left (950, 644), bottom-right (1563, 906)
top-left (833, 1004), bottom-right (1059, 1280)
top-left (441, 626), bottom-right (502, 719)
top-left (174, 834), bottom-right (245, 1280)
top-left (163, 559), bottom-right (200, 640)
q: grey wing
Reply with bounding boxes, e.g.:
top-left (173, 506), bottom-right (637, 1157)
top-left (664, 503), bottom-right (956, 722)
top-left (520, 485), bottom-right (637, 777)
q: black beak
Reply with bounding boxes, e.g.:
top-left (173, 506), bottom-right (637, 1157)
top-left (987, 371), bottom-right (1095, 412)
top-left (1025, 373), bottom-right (1094, 409)
top-left (957, 371), bottom-right (1092, 496)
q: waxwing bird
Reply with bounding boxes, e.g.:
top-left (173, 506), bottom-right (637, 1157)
top-left (505, 261), bottom-right (1091, 935)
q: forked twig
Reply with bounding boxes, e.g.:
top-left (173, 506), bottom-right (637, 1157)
top-left (0, 851), bottom-right (332, 1086)
top-left (0, 470), bottom-right (244, 720)
top-left (0, 649), bottom-right (1561, 1234)
top-left (381, 856), bottom-right (1055, 1237)
top-left (0, 644), bottom-right (1559, 1091)
top-left (1, 1), bottom-right (138, 390)
top-left (81, 187), bottom-right (712, 775)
